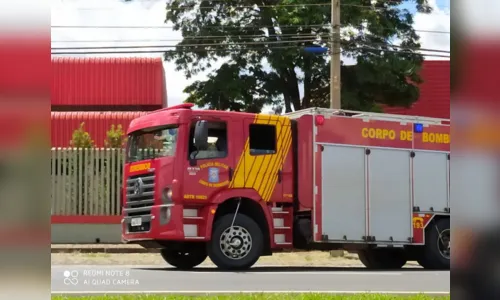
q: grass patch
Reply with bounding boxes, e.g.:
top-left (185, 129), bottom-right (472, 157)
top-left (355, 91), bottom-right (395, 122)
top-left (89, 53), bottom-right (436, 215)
top-left (52, 293), bottom-right (450, 300)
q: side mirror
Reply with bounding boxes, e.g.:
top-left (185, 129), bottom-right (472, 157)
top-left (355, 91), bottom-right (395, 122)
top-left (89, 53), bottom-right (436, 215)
top-left (194, 120), bottom-right (209, 150)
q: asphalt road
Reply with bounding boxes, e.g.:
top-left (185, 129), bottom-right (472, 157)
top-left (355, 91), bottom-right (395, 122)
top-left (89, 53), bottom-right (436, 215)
top-left (51, 265), bottom-right (450, 295)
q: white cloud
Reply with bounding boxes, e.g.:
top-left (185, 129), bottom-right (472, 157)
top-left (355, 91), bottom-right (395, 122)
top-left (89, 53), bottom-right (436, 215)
top-left (51, 0), bottom-right (449, 109)
top-left (412, 0), bottom-right (450, 59)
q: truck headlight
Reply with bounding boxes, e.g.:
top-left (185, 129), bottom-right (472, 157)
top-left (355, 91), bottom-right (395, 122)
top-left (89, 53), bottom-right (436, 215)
top-left (162, 187), bottom-right (173, 204)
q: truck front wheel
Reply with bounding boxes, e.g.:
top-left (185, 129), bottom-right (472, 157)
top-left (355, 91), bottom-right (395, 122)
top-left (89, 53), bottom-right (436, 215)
top-left (160, 248), bottom-right (207, 270)
top-left (207, 213), bottom-right (264, 270)
top-left (358, 249), bottom-right (407, 269)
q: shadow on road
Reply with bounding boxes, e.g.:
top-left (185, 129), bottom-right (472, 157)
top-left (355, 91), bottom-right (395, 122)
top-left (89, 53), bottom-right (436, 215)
top-left (135, 266), bottom-right (440, 273)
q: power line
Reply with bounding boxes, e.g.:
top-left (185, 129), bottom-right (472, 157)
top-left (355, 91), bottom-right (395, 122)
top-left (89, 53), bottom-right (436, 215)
top-left (51, 33), bottom-right (331, 44)
top-left (69, 3), bottom-right (333, 11)
top-left (51, 45), bottom-right (299, 55)
top-left (58, 1), bottom-right (450, 12)
top-left (51, 39), bottom-right (322, 50)
top-left (50, 39), bottom-right (450, 54)
top-left (50, 24), bottom-right (328, 29)
top-left (363, 44), bottom-right (449, 54)
top-left (52, 2), bottom-right (380, 11)
top-left (178, 3), bottom-right (331, 9)
top-left (153, 2), bottom-right (433, 12)
top-left (50, 43), bottom-right (450, 58)
top-left (361, 47), bottom-right (449, 58)
top-left (50, 24), bottom-right (449, 34)
top-left (50, 28), bottom-right (448, 45)
top-left (50, 47), bottom-right (450, 58)
top-left (51, 44), bottom-right (450, 55)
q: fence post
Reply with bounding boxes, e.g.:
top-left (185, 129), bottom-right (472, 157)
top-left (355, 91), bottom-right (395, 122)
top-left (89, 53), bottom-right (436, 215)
top-left (51, 147), bottom-right (125, 218)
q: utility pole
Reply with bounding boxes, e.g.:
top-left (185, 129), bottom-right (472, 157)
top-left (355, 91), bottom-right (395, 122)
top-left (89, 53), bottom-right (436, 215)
top-left (330, 0), bottom-right (341, 109)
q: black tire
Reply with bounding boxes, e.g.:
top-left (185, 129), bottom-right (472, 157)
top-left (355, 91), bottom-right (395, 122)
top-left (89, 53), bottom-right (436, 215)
top-left (160, 248), bottom-right (207, 270)
top-left (358, 249), bottom-right (407, 269)
top-left (207, 213), bottom-right (264, 270)
top-left (417, 218), bottom-right (450, 270)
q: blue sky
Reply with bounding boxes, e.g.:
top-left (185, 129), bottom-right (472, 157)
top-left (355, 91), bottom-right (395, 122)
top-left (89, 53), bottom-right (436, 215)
top-left (400, 0), bottom-right (449, 14)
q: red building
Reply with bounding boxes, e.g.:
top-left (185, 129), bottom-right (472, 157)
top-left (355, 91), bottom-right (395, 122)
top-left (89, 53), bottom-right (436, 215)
top-left (383, 60), bottom-right (450, 119)
top-left (51, 56), bottom-right (167, 111)
top-left (51, 56), bottom-right (167, 147)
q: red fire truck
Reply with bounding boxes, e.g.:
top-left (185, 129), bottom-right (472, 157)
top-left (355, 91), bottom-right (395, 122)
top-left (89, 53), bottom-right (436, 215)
top-left (122, 103), bottom-right (450, 270)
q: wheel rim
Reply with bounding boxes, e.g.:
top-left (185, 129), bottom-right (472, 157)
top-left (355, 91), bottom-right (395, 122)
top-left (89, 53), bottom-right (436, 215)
top-left (437, 229), bottom-right (451, 259)
top-left (219, 225), bottom-right (252, 260)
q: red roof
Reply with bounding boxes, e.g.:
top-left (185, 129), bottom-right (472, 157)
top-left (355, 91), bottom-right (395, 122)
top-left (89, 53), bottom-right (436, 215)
top-left (51, 57), bottom-right (167, 109)
top-left (383, 60), bottom-right (450, 119)
top-left (51, 111), bottom-right (148, 148)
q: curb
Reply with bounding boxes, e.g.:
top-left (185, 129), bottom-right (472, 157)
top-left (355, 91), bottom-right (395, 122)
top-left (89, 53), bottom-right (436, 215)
top-left (51, 248), bottom-right (160, 254)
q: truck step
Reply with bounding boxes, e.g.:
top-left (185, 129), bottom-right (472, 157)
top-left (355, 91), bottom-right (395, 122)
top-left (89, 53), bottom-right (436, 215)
top-left (274, 226), bottom-right (291, 230)
top-left (271, 206), bottom-right (293, 245)
top-left (271, 207), bottom-right (289, 214)
top-left (274, 233), bottom-right (293, 246)
top-left (183, 216), bottom-right (203, 220)
top-left (275, 242), bottom-right (292, 246)
top-left (184, 236), bottom-right (204, 240)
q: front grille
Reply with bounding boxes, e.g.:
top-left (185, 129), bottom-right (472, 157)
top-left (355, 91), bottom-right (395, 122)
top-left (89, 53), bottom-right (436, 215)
top-left (123, 171), bottom-right (155, 233)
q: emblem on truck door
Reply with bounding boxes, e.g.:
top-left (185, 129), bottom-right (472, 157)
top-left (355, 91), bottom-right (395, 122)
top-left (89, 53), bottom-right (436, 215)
top-left (133, 178), bottom-right (144, 195)
top-left (208, 167), bottom-right (220, 183)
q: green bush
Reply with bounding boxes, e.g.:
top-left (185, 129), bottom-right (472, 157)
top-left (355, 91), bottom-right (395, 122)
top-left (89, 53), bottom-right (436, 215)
top-left (105, 124), bottom-right (127, 149)
top-left (70, 122), bottom-right (94, 148)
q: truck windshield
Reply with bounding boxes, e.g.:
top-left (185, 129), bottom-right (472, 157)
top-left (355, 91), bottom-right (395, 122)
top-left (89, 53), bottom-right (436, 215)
top-left (126, 125), bottom-right (179, 162)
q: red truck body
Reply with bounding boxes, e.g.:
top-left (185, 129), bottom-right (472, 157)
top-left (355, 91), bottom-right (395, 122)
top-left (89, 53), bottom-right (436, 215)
top-left (122, 104), bottom-right (450, 270)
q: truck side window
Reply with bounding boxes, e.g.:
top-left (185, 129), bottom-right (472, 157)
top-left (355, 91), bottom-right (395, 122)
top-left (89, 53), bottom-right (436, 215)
top-left (188, 121), bottom-right (228, 160)
top-left (249, 124), bottom-right (276, 155)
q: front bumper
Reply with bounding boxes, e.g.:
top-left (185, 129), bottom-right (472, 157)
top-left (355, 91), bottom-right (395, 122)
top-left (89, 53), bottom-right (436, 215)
top-left (122, 204), bottom-right (185, 242)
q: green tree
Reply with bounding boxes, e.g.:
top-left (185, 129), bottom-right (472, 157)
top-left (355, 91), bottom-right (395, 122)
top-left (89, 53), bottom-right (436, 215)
top-left (70, 122), bottom-right (94, 148)
top-left (104, 124), bottom-right (127, 149)
top-left (165, 0), bottom-right (430, 113)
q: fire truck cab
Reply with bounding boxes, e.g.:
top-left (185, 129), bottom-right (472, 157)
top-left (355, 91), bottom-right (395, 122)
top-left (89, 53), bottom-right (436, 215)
top-left (122, 103), bottom-right (450, 271)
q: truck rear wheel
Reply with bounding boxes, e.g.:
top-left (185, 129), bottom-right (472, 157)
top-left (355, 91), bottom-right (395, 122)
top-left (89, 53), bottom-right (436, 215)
top-left (417, 218), bottom-right (450, 270)
top-left (160, 248), bottom-right (207, 270)
top-left (207, 213), bottom-right (264, 270)
top-left (358, 249), bottom-right (407, 269)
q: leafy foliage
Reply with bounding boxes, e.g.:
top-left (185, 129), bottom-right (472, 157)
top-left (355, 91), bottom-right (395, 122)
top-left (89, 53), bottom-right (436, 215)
top-left (70, 122), bottom-right (94, 148)
top-left (165, 0), bottom-right (431, 113)
top-left (105, 124), bottom-right (127, 149)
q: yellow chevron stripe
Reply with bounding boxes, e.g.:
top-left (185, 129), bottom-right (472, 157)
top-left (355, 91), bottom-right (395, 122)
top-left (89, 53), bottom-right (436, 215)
top-left (246, 115), bottom-right (274, 188)
top-left (259, 117), bottom-right (286, 200)
top-left (251, 117), bottom-right (279, 194)
top-left (252, 115), bottom-right (284, 199)
top-left (228, 114), bottom-right (291, 202)
top-left (262, 118), bottom-right (292, 201)
top-left (229, 114), bottom-right (257, 189)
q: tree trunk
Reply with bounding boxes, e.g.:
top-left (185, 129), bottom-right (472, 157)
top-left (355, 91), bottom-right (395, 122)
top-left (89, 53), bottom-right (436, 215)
top-left (279, 68), bottom-right (301, 112)
top-left (285, 68), bottom-right (301, 111)
top-left (260, 11), bottom-right (301, 113)
top-left (302, 58), bottom-right (312, 108)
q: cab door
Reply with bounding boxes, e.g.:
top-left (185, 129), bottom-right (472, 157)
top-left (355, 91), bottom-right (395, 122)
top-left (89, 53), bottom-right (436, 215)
top-left (234, 115), bottom-right (292, 203)
top-left (183, 117), bottom-right (235, 202)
